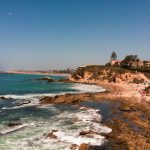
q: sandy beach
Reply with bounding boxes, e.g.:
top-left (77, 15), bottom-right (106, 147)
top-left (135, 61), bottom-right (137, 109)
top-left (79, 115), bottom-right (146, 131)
top-left (97, 82), bottom-right (150, 103)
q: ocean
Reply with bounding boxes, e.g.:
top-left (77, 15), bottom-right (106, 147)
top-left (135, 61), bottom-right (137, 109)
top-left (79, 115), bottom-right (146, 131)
top-left (0, 74), bottom-right (111, 150)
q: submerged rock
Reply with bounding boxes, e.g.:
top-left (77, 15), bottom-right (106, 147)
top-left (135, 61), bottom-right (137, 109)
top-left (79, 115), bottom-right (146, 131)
top-left (79, 130), bottom-right (97, 136)
top-left (119, 106), bottom-right (131, 111)
top-left (16, 100), bottom-right (31, 106)
top-left (0, 96), bottom-right (8, 100)
top-left (46, 132), bottom-right (57, 139)
top-left (0, 124), bottom-right (28, 135)
top-left (7, 121), bottom-right (22, 127)
top-left (34, 77), bottom-right (55, 82)
top-left (119, 105), bottom-right (137, 112)
top-left (58, 78), bottom-right (69, 82)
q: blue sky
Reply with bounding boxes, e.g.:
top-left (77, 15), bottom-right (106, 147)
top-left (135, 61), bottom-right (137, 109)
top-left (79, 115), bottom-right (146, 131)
top-left (0, 0), bottom-right (150, 70)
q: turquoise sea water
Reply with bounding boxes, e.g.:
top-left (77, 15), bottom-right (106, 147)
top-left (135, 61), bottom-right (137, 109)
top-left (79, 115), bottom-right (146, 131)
top-left (0, 74), bottom-right (78, 95)
top-left (0, 74), bottom-right (111, 150)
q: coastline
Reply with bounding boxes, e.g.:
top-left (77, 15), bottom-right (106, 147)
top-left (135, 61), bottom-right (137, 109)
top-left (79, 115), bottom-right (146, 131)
top-left (39, 81), bottom-right (150, 149)
top-left (0, 70), bottom-right (71, 77)
top-left (0, 73), bottom-right (149, 149)
top-left (40, 81), bottom-right (150, 105)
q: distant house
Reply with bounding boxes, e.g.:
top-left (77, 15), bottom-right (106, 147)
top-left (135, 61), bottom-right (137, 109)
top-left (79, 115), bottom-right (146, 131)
top-left (109, 60), bottom-right (121, 66)
top-left (143, 61), bottom-right (150, 68)
top-left (121, 60), bottom-right (144, 68)
top-left (78, 65), bottom-right (86, 69)
top-left (137, 61), bottom-right (144, 68)
top-left (78, 64), bottom-right (96, 70)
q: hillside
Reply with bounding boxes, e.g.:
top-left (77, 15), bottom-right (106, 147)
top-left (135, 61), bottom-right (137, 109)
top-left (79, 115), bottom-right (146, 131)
top-left (69, 65), bottom-right (149, 84)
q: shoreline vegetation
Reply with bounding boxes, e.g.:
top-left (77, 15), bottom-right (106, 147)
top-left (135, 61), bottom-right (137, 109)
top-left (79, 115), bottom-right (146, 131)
top-left (1, 66), bottom-right (150, 149)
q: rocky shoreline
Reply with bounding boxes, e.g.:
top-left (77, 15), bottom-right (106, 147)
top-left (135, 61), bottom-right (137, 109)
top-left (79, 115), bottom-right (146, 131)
top-left (39, 81), bottom-right (150, 150)
top-left (1, 67), bottom-right (150, 149)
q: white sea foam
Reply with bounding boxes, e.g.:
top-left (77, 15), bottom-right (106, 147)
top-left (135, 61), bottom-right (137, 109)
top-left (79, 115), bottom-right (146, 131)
top-left (3, 93), bottom-right (57, 100)
top-left (71, 83), bottom-right (105, 93)
top-left (0, 124), bottom-right (28, 135)
top-left (53, 130), bottom-right (105, 145)
top-left (0, 83), bottom-right (110, 149)
top-left (0, 104), bottom-right (111, 149)
top-left (1, 83), bottom-right (105, 101)
top-left (0, 83), bottom-right (105, 110)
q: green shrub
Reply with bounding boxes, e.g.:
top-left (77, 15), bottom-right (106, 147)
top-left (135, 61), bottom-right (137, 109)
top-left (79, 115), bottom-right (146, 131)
top-left (133, 78), bottom-right (144, 84)
top-left (144, 86), bottom-right (150, 93)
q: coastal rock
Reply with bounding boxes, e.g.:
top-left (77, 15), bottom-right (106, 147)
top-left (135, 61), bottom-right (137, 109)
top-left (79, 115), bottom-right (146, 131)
top-left (34, 77), bottom-right (55, 82)
top-left (79, 130), bottom-right (97, 136)
top-left (39, 96), bottom-right (54, 104)
top-left (119, 105), bottom-right (137, 112)
top-left (46, 132), bottom-right (57, 139)
top-left (58, 78), bottom-right (69, 82)
top-left (16, 100), bottom-right (31, 106)
top-left (39, 93), bottom-right (89, 105)
top-left (39, 91), bottom-right (119, 105)
top-left (0, 96), bottom-right (8, 100)
top-left (79, 143), bottom-right (89, 150)
top-left (119, 106), bottom-right (131, 111)
top-left (0, 124), bottom-right (28, 135)
top-left (70, 144), bottom-right (78, 150)
top-left (7, 121), bottom-right (22, 127)
top-left (68, 65), bottom-right (149, 84)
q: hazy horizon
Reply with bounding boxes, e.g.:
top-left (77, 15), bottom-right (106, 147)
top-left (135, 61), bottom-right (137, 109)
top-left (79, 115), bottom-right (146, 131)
top-left (0, 0), bottom-right (150, 70)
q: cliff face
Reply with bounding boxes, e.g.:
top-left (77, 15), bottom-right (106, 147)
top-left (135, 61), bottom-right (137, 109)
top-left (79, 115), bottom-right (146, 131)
top-left (69, 65), bottom-right (148, 83)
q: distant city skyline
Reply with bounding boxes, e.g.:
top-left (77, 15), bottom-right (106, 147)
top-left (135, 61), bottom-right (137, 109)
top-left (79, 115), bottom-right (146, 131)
top-left (0, 0), bottom-right (150, 70)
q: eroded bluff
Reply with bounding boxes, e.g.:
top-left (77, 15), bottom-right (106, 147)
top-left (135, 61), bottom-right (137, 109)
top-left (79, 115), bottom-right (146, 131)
top-left (69, 65), bottom-right (148, 83)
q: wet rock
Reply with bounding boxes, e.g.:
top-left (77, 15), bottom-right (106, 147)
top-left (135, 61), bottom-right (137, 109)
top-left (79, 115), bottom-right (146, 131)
top-left (39, 96), bottom-right (54, 103)
top-left (96, 140), bottom-right (129, 150)
top-left (46, 132), bottom-right (57, 139)
top-left (0, 124), bottom-right (28, 135)
top-left (16, 100), bottom-right (31, 106)
top-left (72, 99), bottom-right (80, 104)
top-left (0, 96), bottom-right (7, 100)
top-left (119, 106), bottom-right (131, 111)
top-left (58, 78), bottom-right (68, 82)
top-left (79, 143), bottom-right (89, 150)
top-left (70, 144), bottom-right (78, 150)
top-left (34, 77), bottom-right (54, 82)
top-left (79, 130), bottom-right (97, 136)
top-left (130, 106), bottom-right (137, 111)
top-left (119, 105), bottom-right (137, 112)
top-left (54, 95), bottom-right (59, 98)
top-left (51, 130), bottom-right (58, 132)
top-left (7, 121), bottom-right (22, 127)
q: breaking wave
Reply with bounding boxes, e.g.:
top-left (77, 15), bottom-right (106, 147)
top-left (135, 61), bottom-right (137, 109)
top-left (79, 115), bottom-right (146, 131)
top-left (0, 105), bottom-right (111, 150)
top-left (1, 83), bottom-right (105, 101)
